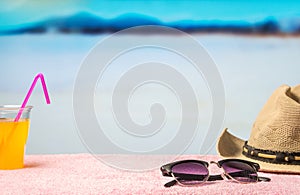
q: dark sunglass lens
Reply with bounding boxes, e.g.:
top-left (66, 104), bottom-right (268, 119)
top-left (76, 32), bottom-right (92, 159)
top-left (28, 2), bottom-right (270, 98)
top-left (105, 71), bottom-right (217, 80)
top-left (171, 162), bottom-right (209, 185)
top-left (222, 161), bottom-right (258, 183)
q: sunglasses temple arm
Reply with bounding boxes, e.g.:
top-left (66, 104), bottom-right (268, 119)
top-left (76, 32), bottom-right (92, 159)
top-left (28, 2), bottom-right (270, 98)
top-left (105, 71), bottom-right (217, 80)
top-left (164, 179), bottom-right (177, 187)
top-left (210, 173), bottom-right (270, 182)
top-left (227, 171), bottom-right (271, 182)
top-left (163, 175), bottom-right (270, 187)
top-left (163, 175), bottom-right (224, 187)
top-left (258, 176), bottom-right (271, 182)
top-left (207, 175), bottom-right (224, 181)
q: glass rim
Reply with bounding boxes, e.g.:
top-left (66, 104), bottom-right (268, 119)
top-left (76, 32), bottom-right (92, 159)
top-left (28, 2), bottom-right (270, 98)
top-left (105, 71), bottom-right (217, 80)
top-left (220, 161), bottom-right (258, 183)
top-left (0, 105), bottom-right (33, 111)
top-left (171, 172), bottom-right (209, 186)
top-left (171, 161), bottom-right (210, 186)
top-left (223, 171), bottom-right (258, 184)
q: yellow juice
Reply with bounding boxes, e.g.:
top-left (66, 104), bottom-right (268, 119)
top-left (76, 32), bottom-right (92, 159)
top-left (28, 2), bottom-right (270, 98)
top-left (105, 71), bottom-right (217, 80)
top-left (0, 118), bottom-right (30, 169)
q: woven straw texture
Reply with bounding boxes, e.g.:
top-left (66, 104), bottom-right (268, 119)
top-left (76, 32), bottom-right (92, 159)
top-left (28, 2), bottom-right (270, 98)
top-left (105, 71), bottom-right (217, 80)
top-left (248, 85), bottom-right (300, 152)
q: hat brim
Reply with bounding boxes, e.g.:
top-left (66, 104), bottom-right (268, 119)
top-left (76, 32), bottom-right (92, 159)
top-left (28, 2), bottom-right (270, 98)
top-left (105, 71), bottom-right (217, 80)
top-left (217, 128), bottom-right (300, 174)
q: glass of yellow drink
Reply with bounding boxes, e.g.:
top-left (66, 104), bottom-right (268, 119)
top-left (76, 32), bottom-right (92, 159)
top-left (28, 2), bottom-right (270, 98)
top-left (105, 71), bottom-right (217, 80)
top-left (0, 105), bottom-right (32, 169)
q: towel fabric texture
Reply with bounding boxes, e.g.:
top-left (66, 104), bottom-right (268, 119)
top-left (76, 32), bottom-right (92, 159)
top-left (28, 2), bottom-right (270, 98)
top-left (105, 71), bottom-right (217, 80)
top-left (0, 154), bottom-right (299, 194)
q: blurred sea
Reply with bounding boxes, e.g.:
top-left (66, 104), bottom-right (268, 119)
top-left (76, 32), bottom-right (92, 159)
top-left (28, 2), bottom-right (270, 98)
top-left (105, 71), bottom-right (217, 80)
top-left (0, 34), bottom-right (299, 154)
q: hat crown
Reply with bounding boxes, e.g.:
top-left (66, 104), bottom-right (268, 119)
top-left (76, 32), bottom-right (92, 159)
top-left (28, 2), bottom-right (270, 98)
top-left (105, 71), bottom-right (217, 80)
top-left (248, 85), bottom-right (300, 152)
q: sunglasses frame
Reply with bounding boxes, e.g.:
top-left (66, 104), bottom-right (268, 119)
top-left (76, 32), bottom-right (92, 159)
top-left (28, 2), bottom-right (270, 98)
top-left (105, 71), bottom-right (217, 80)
top-left (161, 158), bottom-right (263, 187)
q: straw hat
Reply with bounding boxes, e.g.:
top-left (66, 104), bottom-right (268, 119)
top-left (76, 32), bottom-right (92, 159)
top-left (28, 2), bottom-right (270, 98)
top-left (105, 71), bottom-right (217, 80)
top-left (217, 84), bottom-right (300, 173)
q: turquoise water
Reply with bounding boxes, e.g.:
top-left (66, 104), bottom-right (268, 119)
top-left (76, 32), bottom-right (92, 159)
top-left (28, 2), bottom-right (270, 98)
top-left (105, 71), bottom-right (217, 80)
top-left (1, 1), bottom-right (300, 32)
top-left (1, 1), bottom-right (300, 25)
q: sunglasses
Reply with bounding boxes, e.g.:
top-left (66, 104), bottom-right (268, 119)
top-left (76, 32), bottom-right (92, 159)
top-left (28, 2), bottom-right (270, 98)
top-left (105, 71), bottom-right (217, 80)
top-left (160, 158), bottom-right (270, 187)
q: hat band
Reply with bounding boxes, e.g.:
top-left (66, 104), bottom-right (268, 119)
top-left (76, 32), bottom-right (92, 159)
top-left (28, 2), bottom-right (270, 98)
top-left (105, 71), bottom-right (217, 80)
top-left (243, 141), bottom-right (300, 165)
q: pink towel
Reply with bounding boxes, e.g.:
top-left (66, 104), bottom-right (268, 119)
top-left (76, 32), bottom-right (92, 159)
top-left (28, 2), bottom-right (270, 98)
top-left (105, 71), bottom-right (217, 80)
top-left (0, 154), bottom-right (299, 194)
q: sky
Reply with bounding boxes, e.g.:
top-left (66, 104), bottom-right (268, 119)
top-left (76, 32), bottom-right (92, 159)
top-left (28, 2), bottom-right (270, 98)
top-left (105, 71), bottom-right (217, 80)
top-left (1, 0), bottom-right (300, 30)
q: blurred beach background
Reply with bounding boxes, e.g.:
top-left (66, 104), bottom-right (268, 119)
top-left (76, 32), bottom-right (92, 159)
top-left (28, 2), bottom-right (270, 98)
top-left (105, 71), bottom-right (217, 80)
top-left (0, 0), bottom-right (300, 155)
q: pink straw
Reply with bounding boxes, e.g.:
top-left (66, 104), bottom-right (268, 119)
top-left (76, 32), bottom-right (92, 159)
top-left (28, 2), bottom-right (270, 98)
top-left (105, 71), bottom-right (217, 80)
top-left (14, 73), bottom-right (51, 122)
